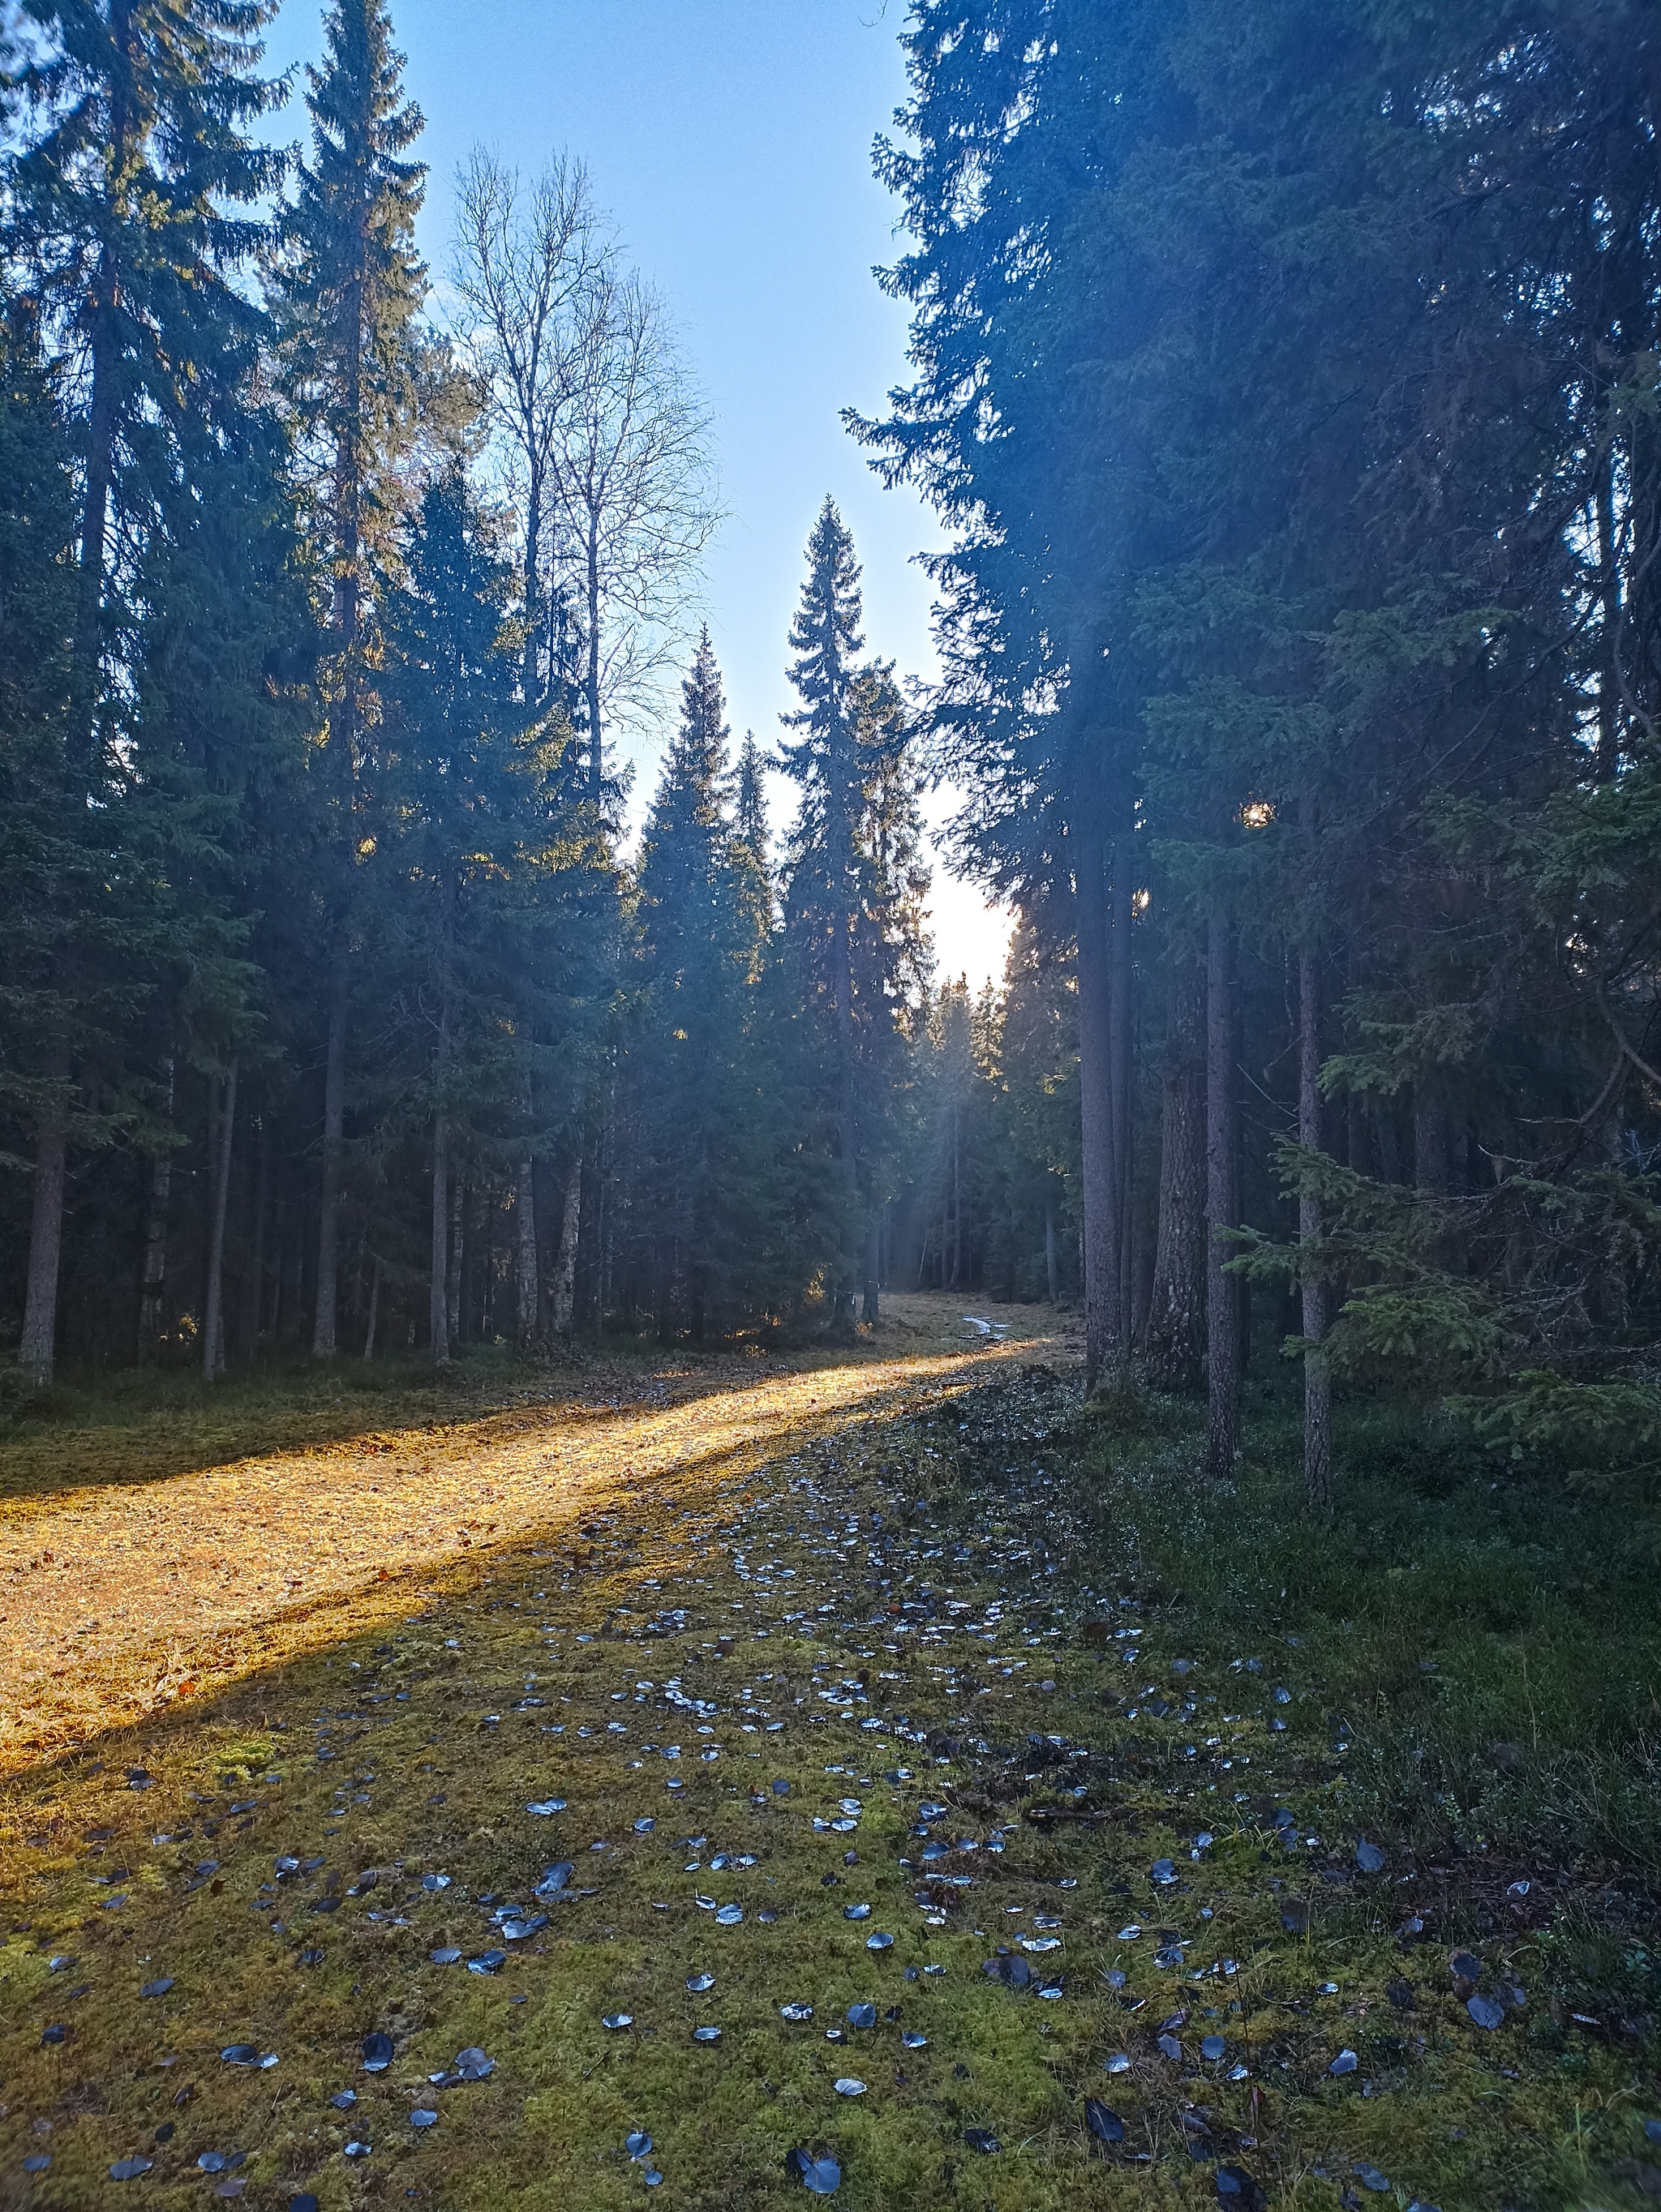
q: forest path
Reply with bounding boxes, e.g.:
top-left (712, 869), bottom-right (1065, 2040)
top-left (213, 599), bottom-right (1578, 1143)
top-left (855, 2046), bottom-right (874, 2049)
top-left (0, 1295), bottom-right (1072, 1777)
top-left (0, 1310), bottom-right (1586, 2211)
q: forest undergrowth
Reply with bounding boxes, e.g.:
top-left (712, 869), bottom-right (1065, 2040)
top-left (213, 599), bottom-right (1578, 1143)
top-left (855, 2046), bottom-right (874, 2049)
top-left (1, 1339), bottom-right (1658, 2210)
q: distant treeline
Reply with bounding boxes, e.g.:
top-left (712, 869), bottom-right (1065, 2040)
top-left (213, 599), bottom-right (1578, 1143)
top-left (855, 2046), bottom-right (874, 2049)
top-left (0, 0), bottom-right (1076, 1381)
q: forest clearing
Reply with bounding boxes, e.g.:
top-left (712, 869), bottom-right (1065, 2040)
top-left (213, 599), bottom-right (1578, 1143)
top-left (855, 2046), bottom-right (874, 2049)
top-left (3, 1310), bottom-right (1659, 2209)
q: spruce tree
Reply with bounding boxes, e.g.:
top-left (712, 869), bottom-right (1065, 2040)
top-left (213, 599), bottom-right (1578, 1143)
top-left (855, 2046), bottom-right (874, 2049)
top-left (630, 629), bottom-right (782, 1338)
top-left (4, 0), bottom-right (284, 1382)
top-left (780, 501), bottom-right (929, 1330)
top-left (273, 0), bottom-right (427, 1357)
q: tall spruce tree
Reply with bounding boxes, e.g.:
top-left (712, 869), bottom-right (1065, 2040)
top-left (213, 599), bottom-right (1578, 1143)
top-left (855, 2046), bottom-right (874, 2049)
top-left (628, 630), bottom-right (780, 1337)
top-left (780, 500), bottom-right (929, 1329)
top-left (275, 0), bottom-right (426, 1358)
top-left (3, 0), bottom-right (285, 1382)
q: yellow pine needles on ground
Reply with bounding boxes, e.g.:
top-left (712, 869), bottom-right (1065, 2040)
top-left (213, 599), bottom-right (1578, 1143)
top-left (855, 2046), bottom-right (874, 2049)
top-left (0, 1298), bottom-right (1054, 1773)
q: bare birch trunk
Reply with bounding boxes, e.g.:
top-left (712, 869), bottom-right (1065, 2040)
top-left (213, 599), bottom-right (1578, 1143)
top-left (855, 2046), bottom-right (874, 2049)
top-left (1298, 950), bottom-right (1333, 1507)
top-left (312, 963), bottom-right (348, 1357)
top-left (1145, 960), bottom-right (1208, 1390)
top-left (1205, 916), bottom-right (1241, 1477)
top-left (203, 1061), bottom-right (238, 1381)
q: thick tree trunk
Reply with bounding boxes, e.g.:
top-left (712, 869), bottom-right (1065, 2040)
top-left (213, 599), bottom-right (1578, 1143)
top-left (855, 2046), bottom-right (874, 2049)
top-left (1205, 917), bottom-right (1241, 1477)
top-left (1298, 950), bottom-right (1333, 1507)
top-left (20, 1047), bottom-right (71, 1387)
top-left (1145, 959), bottom-right (1207, 1390)
top-left (430, 1111), bottom-right (450, 1365)
top-left (551, 1161), bottom-right (582, 1336)
top-left (203, 1061), bottom-right (238, 1382)
top-left (516, 1152), bottom-right (539, 1351)
top-left (1075, 825), bottom-right (1121, 1388)
top-left (138, 1054), bottom-right (175, 1362)
top-left (312, 963), bottom-right (348, 1357)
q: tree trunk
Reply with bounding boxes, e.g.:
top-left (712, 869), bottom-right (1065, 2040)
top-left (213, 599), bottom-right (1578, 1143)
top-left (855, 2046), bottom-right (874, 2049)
top-left (516, 1151), bottom-right (539, 1351)
top-left (138, 1053), bottom-right (175, 1362)
top-left (862, 1211), bottom-right (881, 1327)
top-left (1298, 950), bottom-right (1333, 1507)
top-left (447, 1177), bottom-right (466, 1348)
top-left (68, 0), bottom-right (129, 776)
top-left (1045, 1193), bottom-right (1059, 1304)
top-left (1205, 916), bottom-right (1241, 1477)
top-left (203, 1061), bottom-right (238, 1382)
top-left (363, 1254), bottom-right (381, 1359)
top-left (552, 1160), bottom-right (582, 1336)
top-left (1145, 959), bottom-right (1207, 1390)
top-left (586, 529), bottom-right (604, 799)
top-left (1108, 834), bottom-right (1135, 1348)
top-left (312, 962), bottom-right (348, 1357)
top-left (949, 1102), bottom-right (961, 1288)
top-left (1413, 1088), bottom-right (1450, 1193)
top-left (430, 1109), bottom-right (450, 1364)
top-left (242, 1102), bottom-right (268, 1361)
top-left (1074, 825), bottom-right (1121, 1388)
top-left (20, 1046), bottom-right (71, 1387)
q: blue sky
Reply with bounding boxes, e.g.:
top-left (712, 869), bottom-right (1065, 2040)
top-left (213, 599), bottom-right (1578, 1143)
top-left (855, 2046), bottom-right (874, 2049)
top-left (263, 0), bottom-right (1011, 988)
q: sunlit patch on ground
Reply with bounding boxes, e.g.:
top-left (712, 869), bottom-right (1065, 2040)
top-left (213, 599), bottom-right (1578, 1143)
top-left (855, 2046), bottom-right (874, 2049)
top-left (0, 1297), bottom-right (1060, 1772)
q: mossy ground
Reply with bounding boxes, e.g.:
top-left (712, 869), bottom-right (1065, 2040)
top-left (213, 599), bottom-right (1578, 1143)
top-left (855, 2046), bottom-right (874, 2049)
top-left (1, 1327), bottom-right (1657, 2210)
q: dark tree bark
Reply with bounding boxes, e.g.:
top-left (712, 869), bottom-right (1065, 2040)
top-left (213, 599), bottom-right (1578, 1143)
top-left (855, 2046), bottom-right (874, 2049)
top-left (1298, 950), bottom-right (1333, 1507)
top-left (430, 1108), bottom-right (450, 1364)
top-left (203, 1061), bottom-right (238, 1381)
top-left (1075, 825), bottom-right (1120, 1389)
top-left (1205, 916), bottom-right (1241, 1477)
top-left (312, 962), bottom-right (348, 1357)
top-left (446, 1176), bottom-right (466, 1348)
top-left (862, 1211), bottom-right (882, 1325)
top-left (1413, 1088), bottom-right (1451, 1193)
top-left (138, 1054), bottom-right (176, 1362)
top-left (551, 1161), bottom-right (582, 1337)
top-left (363, 1253), bottom-right (381, 1359)
top-left (515, 1151), bottom-right (539, 1351)
top-left (1145, 959), bottom-right (1207, 1389)
top-left (19, 1047), bottom-right (71, 1387)
top-left (242, 1100), bottom-right (268, 1362)
top-left (1108, 838), bottom-right (1135, 1342)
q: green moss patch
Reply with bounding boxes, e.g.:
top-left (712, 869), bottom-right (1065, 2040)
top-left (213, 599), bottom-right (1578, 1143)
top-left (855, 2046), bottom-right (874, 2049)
top-left (2, 1369), bottom-right (1657, 2207)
